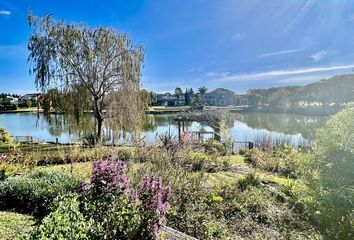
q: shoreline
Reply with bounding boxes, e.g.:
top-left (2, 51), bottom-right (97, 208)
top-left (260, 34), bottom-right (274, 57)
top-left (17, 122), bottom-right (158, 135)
top-left (0, 105), bottom-right (341, 117)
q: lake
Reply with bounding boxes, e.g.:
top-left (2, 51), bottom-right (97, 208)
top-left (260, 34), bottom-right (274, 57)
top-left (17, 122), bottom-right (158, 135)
top-left (0, 112), bottom-right (327, 146)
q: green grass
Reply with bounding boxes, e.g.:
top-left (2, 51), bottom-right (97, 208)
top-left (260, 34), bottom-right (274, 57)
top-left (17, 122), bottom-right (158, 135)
top-left (0, 212), bottom-right (35, 240)
top-left (148, 106), bottom-right (191, 112)
top-left (37, 162), bottom-right (93, 180)
top-left (0, 107), bottom-right (40, 113)
top-left (218, 155), bottom-right (247, 167)
top-left (204, 106), bottom-right (245, 110)
top-left (207, 171), bottom-right (245, 187)
top-left (0, 142), bottom-right (72, 154)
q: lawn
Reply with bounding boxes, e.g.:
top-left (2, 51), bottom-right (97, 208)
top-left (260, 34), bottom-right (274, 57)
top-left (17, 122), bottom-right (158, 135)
top-left (147, 106), bottom-right (191, 112)
top-left (37, 161), bottom-right (93, 180)
top-left (0, 142), bottom-right (73, 154)
top-left (0, 212), bottom-right (35, 240)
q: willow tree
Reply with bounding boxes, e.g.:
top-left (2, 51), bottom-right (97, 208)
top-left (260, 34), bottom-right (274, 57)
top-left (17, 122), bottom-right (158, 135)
top-left (27, 14), bottom-right (144, 143)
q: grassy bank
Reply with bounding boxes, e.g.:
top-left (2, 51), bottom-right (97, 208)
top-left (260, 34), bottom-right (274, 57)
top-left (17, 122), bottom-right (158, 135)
top-left (0, 107), bottom-right (42, 114)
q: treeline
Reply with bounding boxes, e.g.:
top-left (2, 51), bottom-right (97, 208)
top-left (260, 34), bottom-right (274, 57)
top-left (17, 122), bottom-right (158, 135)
top-left (0, 93), bottom-right (19, 99)
top-left (243, 74), bottom-right (354, 109)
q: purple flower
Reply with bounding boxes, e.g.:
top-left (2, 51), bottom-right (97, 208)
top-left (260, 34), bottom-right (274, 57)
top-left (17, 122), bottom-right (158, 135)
top-left (139, 176), bottom-right (171, 235)
top-left (91, 160), bottom-right (130, 193)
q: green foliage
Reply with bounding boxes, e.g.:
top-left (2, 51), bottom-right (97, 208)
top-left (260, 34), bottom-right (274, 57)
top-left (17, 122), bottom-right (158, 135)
top-left (30, 159), bottom-right (170, 240)
top-left (237, 172), bottom-right (260, 191)
top-left (28, 13), bottom-right (145, 143)
top-left (123, 146), bottom-right (321, 239)
top-left (0, 103), bottom-right (17, 111)
top-left (191, 95), bottom-right (203, 109)
top-left (238, 147), bottom-right (248, 155)
top-left (83, 194), bottom-right (142, 239)
top-left (0, 171), bottom-right (79, 217)
top-left (186, 151), bottom-right (229, 173)
top-left (203, 139), bottom-right (227, 156)
top-left (0, 127), bottom-right (11, 143)
top-left (245, 145), bottom-right (309, 178)
top-left (115, 146), bottom-right (136, 161)
top-left (305, 107), bottom-right (354, 239)
top-left (0, 211), bottom-right (35, 240)
top-left (28, 194), bottom-right (94, 240)
top-left (244, 74), bottom-right (354, 109)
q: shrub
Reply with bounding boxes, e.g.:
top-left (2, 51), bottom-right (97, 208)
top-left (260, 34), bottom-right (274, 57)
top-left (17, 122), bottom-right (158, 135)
top-left (0, 171), bottom-right (79, 217)
top-left (245, 145), bottom-right (308, 178)
top-left (186, 151), bottom-right (226, 172)
top-left (114, 147), bottom-right (135, 161)
top-left (305, 107), bottom-right (354, 239)
top-left (28, 194), bottom-right (94, 240)
top-left (237, 172), bottom-right (261, 191)
top-left (81, 160), bottom-right (170, 239)
top-left (0, 127), bottom-right (11, 143)
top-left (28, 159), bottom-right (171, 239)
top-left (238, 147), bottom-right (248, 155)
top-left (203, 139), bottom-right (227, 156)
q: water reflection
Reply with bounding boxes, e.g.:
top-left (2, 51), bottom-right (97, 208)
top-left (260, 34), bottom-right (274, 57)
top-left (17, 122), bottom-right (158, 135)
top-left (0, 112), bottom-right (327, 144)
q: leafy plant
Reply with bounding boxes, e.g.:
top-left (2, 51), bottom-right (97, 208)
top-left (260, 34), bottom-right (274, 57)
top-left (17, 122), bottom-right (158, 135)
top-left (28, 194), bottom-right (94, 240)
top-left (0, 171), bottom-right (79, 217)
top-left (305, 107), bottom-right (354, 239)
top-left (237, 172), bottom-right (261, 191)
top-left (0, 127), bottom-right (11, 143)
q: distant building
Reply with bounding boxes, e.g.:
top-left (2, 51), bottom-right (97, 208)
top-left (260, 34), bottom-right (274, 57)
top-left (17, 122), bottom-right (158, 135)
top-left (156, 93), bottom-right (179, 106)
top-left (203, 88), bottom-right (235, 106)
top-left (19, 93), bottom-right (41, 103)
top-left (2, 96), bottom-right (19, 104)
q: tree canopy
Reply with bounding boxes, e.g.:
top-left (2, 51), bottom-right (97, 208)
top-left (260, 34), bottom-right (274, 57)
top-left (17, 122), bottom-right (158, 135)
top-left (242, 74), bottom-right (354, 107)
top-left (27, 13), bottom-right (145, 143)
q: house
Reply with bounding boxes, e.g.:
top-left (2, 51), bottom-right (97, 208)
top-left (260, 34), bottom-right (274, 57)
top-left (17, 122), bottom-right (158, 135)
top-left (203, 88), bottom-right (235, 106)
top-left (1, 96), bottom-right (19, 104)
top-left (19, 93), bottom-right (41, 103)
top-left (156, 93), bottom-right (179, 106)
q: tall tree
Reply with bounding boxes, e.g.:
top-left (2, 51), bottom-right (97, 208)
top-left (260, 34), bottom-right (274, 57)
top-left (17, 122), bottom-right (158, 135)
top-left (149, 91), bottom-right (157, 106)
top-left (27, 13), bottom-right (144, 143)
top-left (197, 86), bottom-right (208, 104)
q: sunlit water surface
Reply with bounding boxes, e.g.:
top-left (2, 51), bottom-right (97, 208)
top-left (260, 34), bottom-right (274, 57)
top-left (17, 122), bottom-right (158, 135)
top-left (0, 112), bottom-right (326, 146)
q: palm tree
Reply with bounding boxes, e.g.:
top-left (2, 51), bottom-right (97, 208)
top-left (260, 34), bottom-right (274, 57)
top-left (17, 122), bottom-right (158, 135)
top-left (175, 87), bottom-right (183, 101)
top-left (197, 86), bottom-right (208, 104)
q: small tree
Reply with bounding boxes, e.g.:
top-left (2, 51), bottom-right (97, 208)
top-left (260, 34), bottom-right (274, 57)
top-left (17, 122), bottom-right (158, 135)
top-left (26, 100), bottom-right (32, 108)
top-left (27, 13), bottom-right (144, 143)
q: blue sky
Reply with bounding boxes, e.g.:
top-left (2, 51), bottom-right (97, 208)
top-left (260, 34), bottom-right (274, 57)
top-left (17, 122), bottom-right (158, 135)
top-left (1, 0), bottom-right (354, 94)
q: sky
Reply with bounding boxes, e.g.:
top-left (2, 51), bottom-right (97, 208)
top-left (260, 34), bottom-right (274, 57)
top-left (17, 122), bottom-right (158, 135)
top-left (1, 0), bottom-right (354, 94)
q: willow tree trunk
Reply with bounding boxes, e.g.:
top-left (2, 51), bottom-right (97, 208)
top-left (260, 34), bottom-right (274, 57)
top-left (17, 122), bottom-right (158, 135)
top-left (93, 96), bottom-right (104, 144)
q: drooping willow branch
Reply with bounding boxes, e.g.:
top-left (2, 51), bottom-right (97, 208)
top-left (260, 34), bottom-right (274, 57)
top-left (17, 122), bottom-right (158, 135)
top-left (28, 13), bottom-right (145, 143)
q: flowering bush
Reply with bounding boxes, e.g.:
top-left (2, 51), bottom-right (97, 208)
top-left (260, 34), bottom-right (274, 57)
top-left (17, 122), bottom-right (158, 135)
top-left (139, 176), bottom-right (171, 237)
top-left (82, 160), bottom-right (171, 239)
top-left (90, 160), bottom-right (130, 193)
top-left (30, 159), bottom-right (171, 239)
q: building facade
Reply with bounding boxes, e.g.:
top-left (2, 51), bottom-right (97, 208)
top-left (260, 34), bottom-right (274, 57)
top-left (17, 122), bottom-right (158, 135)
top-left (203, 88), bottom-right (235, 106)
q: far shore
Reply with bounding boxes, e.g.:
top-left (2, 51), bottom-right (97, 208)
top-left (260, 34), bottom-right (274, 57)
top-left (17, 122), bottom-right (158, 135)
top-left (0, 104), bottom-right (343, 117)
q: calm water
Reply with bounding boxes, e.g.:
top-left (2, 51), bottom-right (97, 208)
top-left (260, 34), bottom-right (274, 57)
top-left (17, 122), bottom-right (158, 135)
top-left (0, 112), bottom-right (327, 145)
